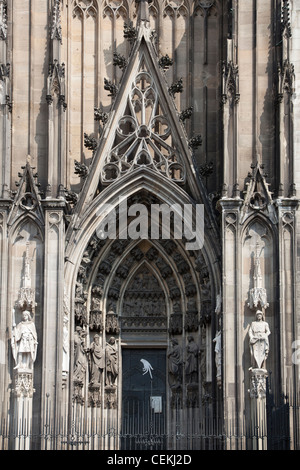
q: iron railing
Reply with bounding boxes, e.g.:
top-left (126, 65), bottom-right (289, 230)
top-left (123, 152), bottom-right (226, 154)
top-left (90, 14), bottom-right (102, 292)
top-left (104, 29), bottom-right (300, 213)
top-left (1, 382), bottom-right (299, 451)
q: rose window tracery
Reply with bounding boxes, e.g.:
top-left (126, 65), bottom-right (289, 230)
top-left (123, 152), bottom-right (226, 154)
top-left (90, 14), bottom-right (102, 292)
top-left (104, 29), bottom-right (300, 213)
top-left (101, 67), bottom-right (186, 184)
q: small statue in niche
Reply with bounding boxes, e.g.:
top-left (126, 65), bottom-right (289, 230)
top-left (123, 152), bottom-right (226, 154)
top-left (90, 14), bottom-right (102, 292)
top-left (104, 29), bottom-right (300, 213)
top-left (213, 330), bottom-right (222, 387)
top-left (105, 306), bottom-right (120, 334)
top-left (248, 310), bottom-right (271, 370)
top-left (89, 334), bottom-right (105, 385)
top-left (185, 335), bottom-right (199, 384)
top-left (12, 310), bottom-right (38, 372)
top-left (105, 337), bottom-right (118, 387)
top-left (73, 326), bottom-right (88, 382)
top-left (62, 314), bottom-right (69, 378)
top-left (91, 296), bottom-right (101, 311)
top-left (167, 339), bottom-right (183, 388)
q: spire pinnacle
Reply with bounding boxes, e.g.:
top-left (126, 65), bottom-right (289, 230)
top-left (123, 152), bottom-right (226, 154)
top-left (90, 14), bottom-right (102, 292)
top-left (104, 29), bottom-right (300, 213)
top-left (135, 0), bottom-right (152, 23)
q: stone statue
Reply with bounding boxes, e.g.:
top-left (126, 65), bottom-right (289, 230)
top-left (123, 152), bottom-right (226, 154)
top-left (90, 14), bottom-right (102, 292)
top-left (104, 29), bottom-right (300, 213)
top-left (62, 314), bottom-right (69, 378)
top-left (73, 326), bottom-right (88, 382)
top-left (89, 334), bottom-right (105, 385)
top-left (249, 310), bottom-right (270, 370)
top-left (215, 292), bottom-right (222, 315)
top-left (185, 335), bottom-right (199, 384)
top-left (105, 337), bottom-right (118, 387)
top-left (12, 310), bottom-right (38, 371)
top-left (167, 339), bottom-right (182, 388)
top-left (213, 330), bottom-right (222, 387)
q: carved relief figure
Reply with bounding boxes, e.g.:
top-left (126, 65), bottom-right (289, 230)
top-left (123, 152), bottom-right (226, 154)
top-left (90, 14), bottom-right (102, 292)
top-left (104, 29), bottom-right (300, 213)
top-left (62, 314), bottom-right (69, 377)
top-left (167, 339), bottom-right (182, 388)
top-left (185, 335), bottom-right (199, 384)
top-left (105, 337), bottom-right (118, 387)
top-left (12, 310), bottom-right (38, 371)
top-left (248, 310), bottom-right (271, 370)
top-left (89, 334), bottom-right (105, 385)
top-left (73, 326), bottom-right (88, 382)
top-left (213, 330), bottom-right (222, 387)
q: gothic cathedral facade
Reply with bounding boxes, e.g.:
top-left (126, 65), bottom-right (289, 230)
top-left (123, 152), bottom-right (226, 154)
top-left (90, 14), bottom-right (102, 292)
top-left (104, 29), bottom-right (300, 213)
top-left (0, 0), bottom-right (299, 451)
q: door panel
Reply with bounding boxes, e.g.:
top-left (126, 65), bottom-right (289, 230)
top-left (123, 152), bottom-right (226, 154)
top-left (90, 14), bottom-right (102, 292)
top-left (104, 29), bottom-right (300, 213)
top-left (121, 349), bottom-right (166, 450)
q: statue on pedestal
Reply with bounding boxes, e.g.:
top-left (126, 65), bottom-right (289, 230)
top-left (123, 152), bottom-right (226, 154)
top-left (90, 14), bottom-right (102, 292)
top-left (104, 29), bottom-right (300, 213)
top-left (89, 334), bottom-right (105, 385)
top-left (12, 310), bottom-right (38, 372)
top-left (213, 330), bottom-right (222, 387)
top-left (167, 339), bottom-right (182, 388)
top-left (185, 335), bottom-right (199, 384)
top-left (249, 310), bottom-right (270, 370)
top-left (105, 337), bottom-right (118, 387)
top-left (73, 326), bottom-right (88, 382)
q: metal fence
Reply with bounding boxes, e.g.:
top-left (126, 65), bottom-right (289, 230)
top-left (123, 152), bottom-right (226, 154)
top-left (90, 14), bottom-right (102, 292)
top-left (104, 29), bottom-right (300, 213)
top-left (1, 386), bottom-right (299, 451)
top-left (0, 422), bottom-right (295, 451)
top-left (0, 406), bottom-right (298, 450)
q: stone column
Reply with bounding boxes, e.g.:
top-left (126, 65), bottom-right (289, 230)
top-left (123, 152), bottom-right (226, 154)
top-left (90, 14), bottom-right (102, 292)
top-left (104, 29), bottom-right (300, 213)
top-left (218, 198), bottom-right (243, 448)
top-left (46, 0), bottom-right (66, 198)
top-left (276, 0), bottom-right (295, 199)
top-left (221, 37), bottom-right (240, 199)
top-left (248, 368), bottom-right (268, 450)
top-left (276, 198), bottom-right (299, 393)
top-left (0, 0), bottom-right (11, 200)
top-left (0, 204), bottom-right (10, 426)
top-left (41, 201), bottom-right (65, 443)
top-left (12, 371), bottom-right (35, 450)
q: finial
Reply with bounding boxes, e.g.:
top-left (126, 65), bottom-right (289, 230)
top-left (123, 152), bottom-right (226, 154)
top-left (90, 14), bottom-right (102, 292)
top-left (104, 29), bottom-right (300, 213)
top-left (135, 0), bottom-right (152, 23)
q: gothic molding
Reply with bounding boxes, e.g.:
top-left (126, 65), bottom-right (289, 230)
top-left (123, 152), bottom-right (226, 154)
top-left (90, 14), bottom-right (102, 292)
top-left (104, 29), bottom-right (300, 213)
top-left (46, 59), bottom-right (67, 109)
top-left (281, 0), bottom-right (292, 40)
top-left (12, 372), bottom-right (35, 398)
top-left (65, 168), bottom-right (219, 268)
top-left (68, 219), bottom-right (216, 408)
top-left (276, 197), bottom-right (299, 228)
top-left (73, 0), bottom-right (98, 19)
top-left (0, 0), bottom-right (7, 41)
top-left (240, 162), bottom-right (277, 225)
top-left (70, 16), bottom-right (211, 221)
top-left (51, 0), bottom-right (62, 44)
top-left (221, 59), bottom-right (240, 106)
top-left (163, 0), bottom-right (189, 19)
top-left (249, 368), bottom-right (268, 399)
top-left (0, 62), bottom-right (10, 109)
top-left (7, 161), bottom-right (45, 229)
top-left (277, 59), bottom-right (295, 102)
top-left (103, 0), bottom-right (127, 20)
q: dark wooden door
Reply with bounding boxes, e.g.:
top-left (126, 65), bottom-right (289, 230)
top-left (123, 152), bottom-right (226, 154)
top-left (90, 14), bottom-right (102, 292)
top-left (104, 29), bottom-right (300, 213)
top-left (121, 348), bottom-right (166, 450)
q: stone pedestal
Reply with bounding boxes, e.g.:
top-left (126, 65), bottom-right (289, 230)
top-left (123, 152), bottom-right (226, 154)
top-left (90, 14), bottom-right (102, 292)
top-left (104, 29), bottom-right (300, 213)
top-left (186, 383), bottom-right (199, 408)
top-left (12, 370), bottom-right (35, 450)
top-left (88, 383), bottom-right (101, 408)
top-left (249, 368), bottom-right (268, 450)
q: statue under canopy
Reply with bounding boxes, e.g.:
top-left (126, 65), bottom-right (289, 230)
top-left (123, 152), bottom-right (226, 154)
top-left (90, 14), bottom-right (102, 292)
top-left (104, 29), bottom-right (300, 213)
top-left (248, 310), bottom-right (271, 370)
top-left (12, 310), bottom-right (38, 372)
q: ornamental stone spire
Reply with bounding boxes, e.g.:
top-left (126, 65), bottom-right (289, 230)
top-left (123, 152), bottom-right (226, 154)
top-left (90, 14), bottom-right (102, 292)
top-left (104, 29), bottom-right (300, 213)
top-left (135, 0), bottom-right (152, 23)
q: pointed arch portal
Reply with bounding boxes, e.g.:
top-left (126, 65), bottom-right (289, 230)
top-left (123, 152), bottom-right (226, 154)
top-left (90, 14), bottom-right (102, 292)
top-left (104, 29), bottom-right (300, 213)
top-left (62, 8), bottom-right (222, 447)
top-left (64, 174), bottom-right (221, 449)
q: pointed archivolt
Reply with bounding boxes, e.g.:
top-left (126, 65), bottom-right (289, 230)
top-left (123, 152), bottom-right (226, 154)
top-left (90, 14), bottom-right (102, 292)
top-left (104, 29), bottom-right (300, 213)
top-left (102, 56), bottom-right (185, 184)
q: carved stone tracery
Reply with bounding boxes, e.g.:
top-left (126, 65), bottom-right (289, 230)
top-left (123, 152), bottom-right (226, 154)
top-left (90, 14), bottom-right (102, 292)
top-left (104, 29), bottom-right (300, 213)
top-left (101, 65), bottom-right (186, 184)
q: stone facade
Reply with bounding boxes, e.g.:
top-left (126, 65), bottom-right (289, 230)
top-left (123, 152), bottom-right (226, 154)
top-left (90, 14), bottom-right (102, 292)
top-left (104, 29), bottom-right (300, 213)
top-left (0, 0), bottom-right (299, 450)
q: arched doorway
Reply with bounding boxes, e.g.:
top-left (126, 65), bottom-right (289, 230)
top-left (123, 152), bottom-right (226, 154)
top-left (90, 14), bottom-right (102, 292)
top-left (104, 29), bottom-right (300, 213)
top-left (65, 180), bottom-right (222, 449)
top-left (118, 261), bottom-right (168, 449)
